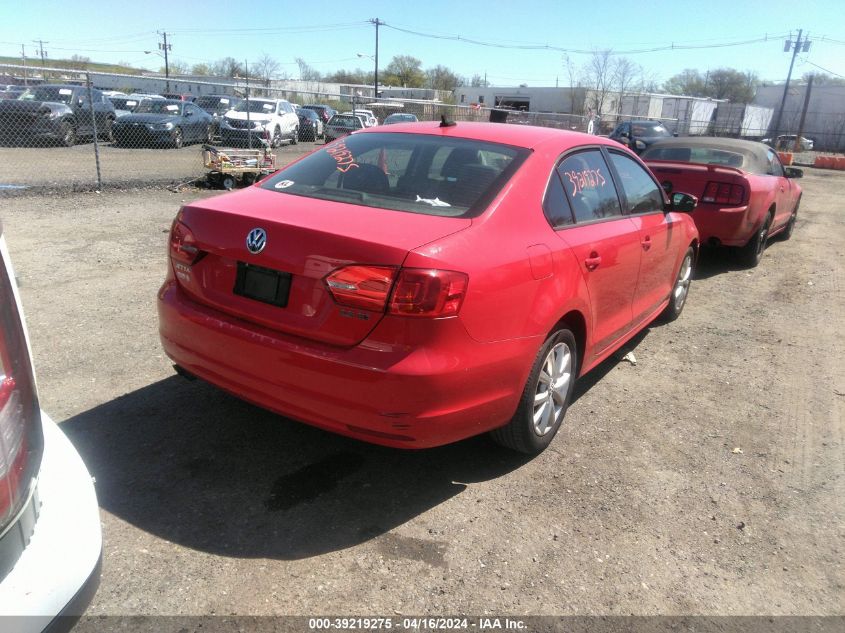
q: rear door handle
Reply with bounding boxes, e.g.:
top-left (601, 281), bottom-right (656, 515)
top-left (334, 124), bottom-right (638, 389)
top-left (641, 235), bottom-right (652, 251)
top-left (585, 254), bottom-right (602, 271)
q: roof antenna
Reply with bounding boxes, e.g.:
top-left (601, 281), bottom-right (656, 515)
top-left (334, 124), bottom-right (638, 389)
top-left (440, 114), bottom-right (456, 127)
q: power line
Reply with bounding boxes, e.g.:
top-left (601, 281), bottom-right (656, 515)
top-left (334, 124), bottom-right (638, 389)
top-left (802, 60), bottom-right (845, 78)
top-left (380, 23), bottom-right (790, 55)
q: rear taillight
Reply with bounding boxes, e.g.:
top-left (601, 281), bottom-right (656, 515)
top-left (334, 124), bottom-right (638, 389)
top-left (389, 269), bottom-right (468, 318)
top-left (702, 181), bottom-right (745, 206)
top-left (0, 247), bottom-right (42, 531)
top-left (169, 218), bottom-right (202, 265)
top-left (325, 265), bottom-right (398, 312)
top-left (325, 266), bottom-right (469, 318)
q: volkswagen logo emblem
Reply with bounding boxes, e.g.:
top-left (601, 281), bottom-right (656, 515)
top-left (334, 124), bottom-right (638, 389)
top-left (246, 228), bottom-right (267, 254)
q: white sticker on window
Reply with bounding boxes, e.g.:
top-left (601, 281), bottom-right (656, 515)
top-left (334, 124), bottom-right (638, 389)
top-left (126, 100), bottom-right (137, 107)
top-left (166, 105), bottom-right (179, 112)
top-left (59, 89), bottom-right (73, 95)
top-left (275, 180), bottom-right (295, 189)
top-left (262, 103), bottom-right (274, 111)
top-left (220, 98), bottom-right (229, 104)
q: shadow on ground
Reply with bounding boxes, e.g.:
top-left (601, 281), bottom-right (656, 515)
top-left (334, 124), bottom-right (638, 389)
top-left (60, 376), bottom-right (534, 560)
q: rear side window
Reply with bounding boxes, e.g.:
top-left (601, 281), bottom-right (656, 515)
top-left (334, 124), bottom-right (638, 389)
top-left (543, 172), bottom-right (574, 228)
top-left (608, 152), bottom-right (664, 214)
top-left (557, 150), bottom-right (621, 222)
top-left (261, 132), bottom-right (529, 218)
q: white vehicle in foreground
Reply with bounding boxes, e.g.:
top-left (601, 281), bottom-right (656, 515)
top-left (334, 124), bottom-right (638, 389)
top-left (0, 224), bottom-right (101, 631)
top-left (220, 98), bottom-right (299, 147)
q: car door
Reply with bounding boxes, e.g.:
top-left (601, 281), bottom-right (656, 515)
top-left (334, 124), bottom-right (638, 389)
top-left (72, 89), bottom-right (92, 137)
top-left (766, 149), bottom-right (795, 229)
top-left (184, 103), bottom-right (203, 141)
top-left (550, 148), bottom-right (642, 361)
top-left (606, 148), bottom-right (681, 326)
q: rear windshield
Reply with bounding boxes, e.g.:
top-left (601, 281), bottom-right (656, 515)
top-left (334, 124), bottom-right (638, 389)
top-left (631, 122), bottom-right (671, 137)
top-left (642, 145), bottom-right (747, 168)
top-left (196, 96), bottom-right (234, 113)
top-left (261, 132), bottom-right (529, 218)
top-left (329, 115), bottom-right (363, 128)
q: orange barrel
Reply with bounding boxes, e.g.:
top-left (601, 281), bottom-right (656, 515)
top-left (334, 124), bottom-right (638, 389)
top-left (836, 157), bottom-right (845, 170)
top-left (778, 151), bottom-right (794, 166)
top-left (814, 156), bottom-right (828, 168)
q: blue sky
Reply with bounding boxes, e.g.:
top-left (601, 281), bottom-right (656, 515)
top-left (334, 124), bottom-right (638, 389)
top-left (1, 0), bottom-right (843, 86)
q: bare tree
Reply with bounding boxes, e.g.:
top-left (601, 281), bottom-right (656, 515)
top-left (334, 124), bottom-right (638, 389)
top-left (562, 54), bottom-right (583, 114)
top-left (583, 50), bottom-right (614, 115)
top-left (612, 56), bottom-right (640, 115)
top-left (295, 57), bottom-right (321, 81)
top-left (165, 59), bottom-right (189, 76)
top-left (255, 53), bottom-right (281, 86)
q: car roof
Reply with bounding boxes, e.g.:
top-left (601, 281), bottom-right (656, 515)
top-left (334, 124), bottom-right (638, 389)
top-left (356, 120), bottom-right (619, 150)
top-left (643, 137), bottom-right (772, 174)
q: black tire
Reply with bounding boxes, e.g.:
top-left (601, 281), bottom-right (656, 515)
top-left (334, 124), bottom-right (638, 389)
top-left (172, 127), bottom-right (184, 149)
top-left (100, 117), bottom-right (115, 143)
top-left (738, 212), bottom-right (772, 268)
top-left (490, 328), bottom-right (577, 454)
top-left (290, 126), bottom-right (298, 145)
top-left (661, 247), bottom-right (694, 322)
top-left (780, 196), bottom-right (800, 241)
top-left (222, 175), bottom-right (236, 190)
top-left (205, 125), bottom-right (213, 144)
top-left (58, 120), bottom-right (76, 147)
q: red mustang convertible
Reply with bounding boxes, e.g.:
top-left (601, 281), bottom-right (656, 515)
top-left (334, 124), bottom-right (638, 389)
top-left (642, 137), bottom-right (802, 267)
top-left (158, 122), bottom-right (699, 453)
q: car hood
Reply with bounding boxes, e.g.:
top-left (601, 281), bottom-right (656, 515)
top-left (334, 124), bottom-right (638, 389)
top-left (115, 113), bottom-right (181, 125)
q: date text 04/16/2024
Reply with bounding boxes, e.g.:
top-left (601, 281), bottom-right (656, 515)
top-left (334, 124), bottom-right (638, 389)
top-left (308, 617), bottom-right (527, 630)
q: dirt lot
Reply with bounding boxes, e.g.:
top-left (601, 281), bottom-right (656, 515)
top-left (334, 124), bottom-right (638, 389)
top-left (0, 140), bottom-right (317, 189)
top-left (1, 168), bottom-right (843, 622)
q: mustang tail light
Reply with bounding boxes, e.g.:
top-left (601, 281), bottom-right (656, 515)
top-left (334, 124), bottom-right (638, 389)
top-left (0, 246), bottom-right (43, 533)
top-left (325, 266), bottom-right (469, 318)
top-left (169, 218), bottom-right (203, 265)
top-left (701, 181), bottom-right (745, 206)
top-left (326, 265), bottom-right (398, 312)
top-left (389, 269), bottom-right (468, 318)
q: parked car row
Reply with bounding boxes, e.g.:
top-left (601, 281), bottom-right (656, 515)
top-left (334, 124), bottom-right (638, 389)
top-left (0, 83), bottom-right (346, 149)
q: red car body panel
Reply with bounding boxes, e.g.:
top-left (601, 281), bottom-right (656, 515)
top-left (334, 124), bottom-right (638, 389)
top-left (645, 160), bottom-right (801, 247)
top-left (158, 122), bottom-right (698, 448)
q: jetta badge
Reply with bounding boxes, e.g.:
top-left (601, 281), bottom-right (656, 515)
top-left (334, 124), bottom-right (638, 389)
top-left (246, 228), bottom-right (267, 254)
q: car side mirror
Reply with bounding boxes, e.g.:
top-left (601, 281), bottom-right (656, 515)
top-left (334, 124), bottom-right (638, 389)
top-left (671, 192), bottom-right (698, 213)
top-left (784, 166), bottom-right (803, 179)
top-left (672, 132), bottom-right (679, 137)
top-left (185, 110), bottom-right (193, 117)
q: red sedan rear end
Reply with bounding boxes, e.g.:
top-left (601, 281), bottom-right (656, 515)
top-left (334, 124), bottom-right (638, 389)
top-left (158, 122), bottom-right (699, 453)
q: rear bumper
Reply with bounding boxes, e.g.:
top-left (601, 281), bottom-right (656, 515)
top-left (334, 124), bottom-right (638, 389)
top-left (0, 413), bottom-right (102, 631)
top-left (689, 205), bottom-right (755, 247)
top-left (157, 281), bottom-right (538, 448)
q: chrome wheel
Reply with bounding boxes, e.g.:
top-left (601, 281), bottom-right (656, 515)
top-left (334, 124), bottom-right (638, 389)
top-left (533, 342), bottom-right (572, 436)
top-left (673, 252), bottom-right (693, 312)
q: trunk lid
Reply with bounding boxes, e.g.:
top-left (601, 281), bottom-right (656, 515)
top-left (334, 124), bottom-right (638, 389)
top-left (644, 160), bottom-right (749, 203)
top-left (176, 186), bottom-right (471, 346)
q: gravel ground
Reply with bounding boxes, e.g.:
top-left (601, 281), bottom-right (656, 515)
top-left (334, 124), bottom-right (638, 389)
top-left (1, 168), bottom-right (843, 623)
top-left (0, 140), bottom-right (318, 190)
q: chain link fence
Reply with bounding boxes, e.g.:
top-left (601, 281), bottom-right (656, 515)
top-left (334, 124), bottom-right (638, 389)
top-left (1, 63), bottom-right (842, 192)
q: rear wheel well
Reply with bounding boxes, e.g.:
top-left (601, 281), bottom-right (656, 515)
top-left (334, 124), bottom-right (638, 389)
top-left (550, 310), bottom-right (586, 375)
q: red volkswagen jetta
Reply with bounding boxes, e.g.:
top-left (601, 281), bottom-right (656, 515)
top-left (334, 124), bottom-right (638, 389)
top-left (158, 122), bottom-right (699, 454)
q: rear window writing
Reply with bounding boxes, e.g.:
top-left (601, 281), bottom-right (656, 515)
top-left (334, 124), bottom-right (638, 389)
top-left (261, 132), bottom-right (529, 218)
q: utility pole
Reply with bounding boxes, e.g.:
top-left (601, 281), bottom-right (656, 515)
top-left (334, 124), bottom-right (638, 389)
top-left (158, 31), bottom-right (172, 91)
top-left (32, 40), bottom-right (48, 67)
top-left (771, 29), bottom-right (810, 141)
top-left (794, 73), bottom-right (814, 153)
top-left (369, 18), bottom-right (383, 101)
top-left (21, 44), bottom-right (27, 85)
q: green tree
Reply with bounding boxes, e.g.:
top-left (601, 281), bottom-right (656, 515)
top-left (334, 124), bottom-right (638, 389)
top-left (211, 57), bottom-right (244, 78)
top-left (663, 69), bottom-right (706, 96)
top-left (425, 65), bottom-right (462, 91)
top-left (191, 63), bottom-right (210, 76)
top-left (384, 55), bottom-right (425, 87)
